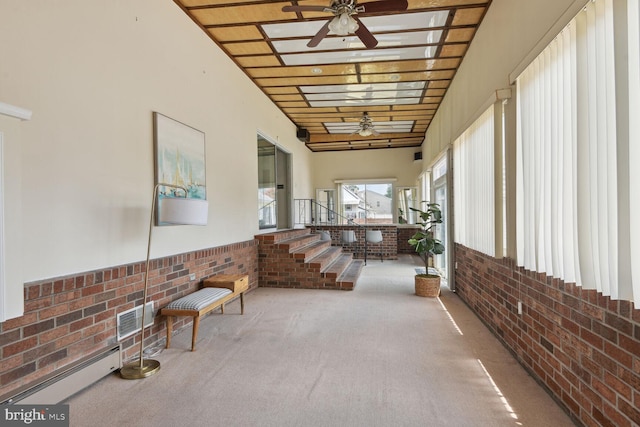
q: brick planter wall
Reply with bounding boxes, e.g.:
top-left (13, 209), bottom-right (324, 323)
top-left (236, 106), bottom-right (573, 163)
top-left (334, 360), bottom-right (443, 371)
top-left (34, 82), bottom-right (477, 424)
top-left (309, 225), bottom-right (398, 260)
top-left (454, 243), bottom-right (640, 427)
top-left (0, 239), bottom-right (257, 399)
top-left (397, 226), bottom-right (421, 254)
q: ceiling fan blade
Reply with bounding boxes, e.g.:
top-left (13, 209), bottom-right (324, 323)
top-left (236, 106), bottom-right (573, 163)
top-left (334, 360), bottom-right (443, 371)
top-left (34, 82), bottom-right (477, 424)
top-left (353, 17), bottom-right (378, 48)
top-left (307, 20), bottom-right (331, 48)
top-left (359, 0), bottom-right (408, 13)
top-left (282, 5), bottom-right (333, 12)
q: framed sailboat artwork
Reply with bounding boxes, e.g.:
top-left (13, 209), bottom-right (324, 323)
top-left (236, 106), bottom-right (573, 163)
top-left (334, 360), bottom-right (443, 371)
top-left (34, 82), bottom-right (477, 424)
top-left (153, 112), bottom-right (206, 225)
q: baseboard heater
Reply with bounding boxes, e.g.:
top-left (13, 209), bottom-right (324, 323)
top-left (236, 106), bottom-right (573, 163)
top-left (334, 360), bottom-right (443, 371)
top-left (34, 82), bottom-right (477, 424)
top-left (0, 344), bottom-right (121, 405)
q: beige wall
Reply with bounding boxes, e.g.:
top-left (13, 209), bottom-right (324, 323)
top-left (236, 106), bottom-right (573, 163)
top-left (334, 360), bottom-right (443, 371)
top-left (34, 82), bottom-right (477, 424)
top-left (311, 147), bottom-right (422, 190)
top-left (0, 1), bottom-right (313, 293)
top-left (420, 0), bottom-right (589, 166)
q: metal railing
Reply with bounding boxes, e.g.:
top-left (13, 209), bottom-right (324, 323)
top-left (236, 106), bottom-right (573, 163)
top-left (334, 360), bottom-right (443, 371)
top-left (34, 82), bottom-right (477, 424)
top-left (294, 198), bottom-right (362, 227)
top-left (294, 199), bottom-right (375, 264)
top-left (258, 200), bottom-right (276, 229)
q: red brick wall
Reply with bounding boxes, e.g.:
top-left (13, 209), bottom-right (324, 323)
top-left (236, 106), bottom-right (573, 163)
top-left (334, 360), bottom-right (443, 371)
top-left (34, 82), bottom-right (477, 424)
top-left (309, 225), bottom-right (398, 260)
top-left (256, 229), bottom-right (356, 290)
top-left (454, 243), bottom-right (640, 427)
top-left (397, 226), bottom-right (421, 254)
top-left (0, 239), bottom-right (257, 399)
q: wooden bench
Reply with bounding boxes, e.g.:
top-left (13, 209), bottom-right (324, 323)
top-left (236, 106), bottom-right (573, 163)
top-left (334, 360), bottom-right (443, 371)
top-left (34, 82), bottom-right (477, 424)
top-left (161, 274), bottom-right (248, 351)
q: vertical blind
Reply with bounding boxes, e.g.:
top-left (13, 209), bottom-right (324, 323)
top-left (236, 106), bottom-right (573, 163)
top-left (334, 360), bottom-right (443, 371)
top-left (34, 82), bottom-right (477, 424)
top-left (453, 106), bottom-right (495, 257)
top-left (516, 0), bottom-right (639, 305)
top-left (629, 0), bottom-right (640, 303)
top-left (516, 22), bottom-right (580, 283)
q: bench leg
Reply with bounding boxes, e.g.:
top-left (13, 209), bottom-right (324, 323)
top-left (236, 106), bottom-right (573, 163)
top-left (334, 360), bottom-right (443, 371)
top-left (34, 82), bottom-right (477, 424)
top-left (191, 316), bottom-right (200, 351)
top-left (166, 316), bottom-right (173, 349)
top-left (240, 292), bottom-right (245, 315)
top-left (221, 303), bottom-right (224, 315)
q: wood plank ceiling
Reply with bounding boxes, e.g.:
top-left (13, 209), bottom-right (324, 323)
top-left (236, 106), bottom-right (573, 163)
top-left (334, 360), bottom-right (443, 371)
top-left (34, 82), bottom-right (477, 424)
top-left (174, 0), bottom-right (492, 151)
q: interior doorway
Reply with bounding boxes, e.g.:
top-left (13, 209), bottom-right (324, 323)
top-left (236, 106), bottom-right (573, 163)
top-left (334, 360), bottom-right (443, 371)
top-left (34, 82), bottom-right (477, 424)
top-left (257, 135), bottom-right (291, 230)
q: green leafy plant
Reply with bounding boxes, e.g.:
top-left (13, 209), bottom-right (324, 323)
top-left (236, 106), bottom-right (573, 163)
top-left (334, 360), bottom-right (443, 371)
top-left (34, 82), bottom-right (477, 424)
top-left (408, 203), bottom-right (444, 276)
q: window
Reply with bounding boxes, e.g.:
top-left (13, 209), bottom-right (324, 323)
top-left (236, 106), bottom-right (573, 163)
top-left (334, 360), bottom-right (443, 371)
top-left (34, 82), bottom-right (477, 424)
top-left (453, 106), bottom-right (496, 257)
top-left (396, 187), bottom-right (417, 224)
top-left (338, 182), bottom-right (393, 224)
top-left (432, 157), bottom-right (446, 181)
top-left (432, 156), bottom-right (448, 276)
top-left (516, 0), bottom-right (638, 304)
top-left (420, 172), bottom-right (431, 207)
top-left (257, 137), bottom-right (276, 229)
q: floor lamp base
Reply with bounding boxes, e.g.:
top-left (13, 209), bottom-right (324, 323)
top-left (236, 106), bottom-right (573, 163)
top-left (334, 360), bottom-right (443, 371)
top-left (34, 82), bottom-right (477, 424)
top-left (120, 358), bottom-right (161, 379)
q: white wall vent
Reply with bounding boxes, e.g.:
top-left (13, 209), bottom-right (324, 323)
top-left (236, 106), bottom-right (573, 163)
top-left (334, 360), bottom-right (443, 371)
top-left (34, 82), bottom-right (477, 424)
top-left (117, 302), bottom-right (154, 341)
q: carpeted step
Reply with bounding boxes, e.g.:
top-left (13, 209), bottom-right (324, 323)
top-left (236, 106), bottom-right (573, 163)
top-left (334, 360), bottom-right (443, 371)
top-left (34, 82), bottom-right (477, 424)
top-left (322, 253), bottom-right (353, 279)
top-left (306, 246), bottom-right (343, 270)
top-left (336, 259), bottom-right (365, 290)
top-left (277, 233), bottom-right (321, 252)
top-left (255, 228), bottom-right (311, 245)
top-left (290, 240), bottom-right (331, 262)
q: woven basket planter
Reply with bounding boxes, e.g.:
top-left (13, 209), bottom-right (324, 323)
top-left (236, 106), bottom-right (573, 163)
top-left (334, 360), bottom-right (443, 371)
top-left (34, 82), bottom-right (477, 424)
top-left (415, 275), bottom-right (441, 297)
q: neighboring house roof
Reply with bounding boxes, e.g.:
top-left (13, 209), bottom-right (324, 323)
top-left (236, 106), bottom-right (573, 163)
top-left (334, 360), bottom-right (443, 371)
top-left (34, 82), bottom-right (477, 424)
top-left (359, 190), bottom-right (392, 215)
top-left (341, 186), bottom-right (361, 205)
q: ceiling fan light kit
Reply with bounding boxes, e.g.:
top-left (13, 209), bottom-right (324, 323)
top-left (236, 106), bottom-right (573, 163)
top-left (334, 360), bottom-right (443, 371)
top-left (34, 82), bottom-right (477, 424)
top-left (282, 0), bottom-right (407, 49)
top-left (328, 12), bottom-right (359, 36)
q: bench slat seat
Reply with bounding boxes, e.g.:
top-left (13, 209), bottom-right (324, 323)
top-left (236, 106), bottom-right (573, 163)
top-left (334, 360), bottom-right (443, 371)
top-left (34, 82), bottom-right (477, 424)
top-left (161, 274), bottom-right (248, 351)
top-left (165, 287), bottom-right (231, 311)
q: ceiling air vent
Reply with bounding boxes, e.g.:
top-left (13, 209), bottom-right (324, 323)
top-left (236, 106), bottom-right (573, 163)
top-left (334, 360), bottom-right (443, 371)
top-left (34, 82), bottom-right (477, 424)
top-left (117, 302), bottom-right (154, 341)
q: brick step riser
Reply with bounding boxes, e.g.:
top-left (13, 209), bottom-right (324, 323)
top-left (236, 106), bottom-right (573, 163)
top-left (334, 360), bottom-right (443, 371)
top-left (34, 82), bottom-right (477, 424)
top-left (256, 229), bottom-right (363, 290)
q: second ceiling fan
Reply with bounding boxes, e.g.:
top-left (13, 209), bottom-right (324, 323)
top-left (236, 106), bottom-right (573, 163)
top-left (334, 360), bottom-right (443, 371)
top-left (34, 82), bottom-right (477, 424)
top-left (282, 0), bottom-right (409, 48)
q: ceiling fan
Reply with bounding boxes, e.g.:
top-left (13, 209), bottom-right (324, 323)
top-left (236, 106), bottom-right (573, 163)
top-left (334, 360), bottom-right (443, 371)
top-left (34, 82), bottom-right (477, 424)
top-left (351, 112), bottom-right (380, 137)
top-left (282, 0), bottom-right (409, 48)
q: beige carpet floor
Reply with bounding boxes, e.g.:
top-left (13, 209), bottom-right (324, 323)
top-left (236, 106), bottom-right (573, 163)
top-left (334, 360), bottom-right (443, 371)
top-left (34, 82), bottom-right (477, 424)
top-left (66, 255), bottom-right (575, 427)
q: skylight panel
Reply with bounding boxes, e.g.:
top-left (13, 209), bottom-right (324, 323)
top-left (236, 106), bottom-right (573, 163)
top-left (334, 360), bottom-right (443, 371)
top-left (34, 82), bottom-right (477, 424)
top-left (310, 98), bottom-right (420, 107)
top-left (300, 82), bottom-right (425, 93)
top-left (281, 46), bottom-right (437, 66)
top-left (305, 89), bottom-right (423, 101)
top-left (271, 30), bottom-right (443, 53)
top-left (262, 11), bottom-right (449, 39)
top-left (325, 120), bottom-right (414, 133)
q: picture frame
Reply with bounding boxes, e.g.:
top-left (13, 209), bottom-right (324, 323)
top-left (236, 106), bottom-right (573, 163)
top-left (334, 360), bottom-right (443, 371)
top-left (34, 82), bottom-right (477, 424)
top-left (153, 112), bottom-right (206, 224)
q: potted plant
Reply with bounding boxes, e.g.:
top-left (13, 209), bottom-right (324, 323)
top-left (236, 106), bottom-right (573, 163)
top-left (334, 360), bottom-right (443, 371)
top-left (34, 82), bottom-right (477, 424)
top-left (408, 203), bottom-right (444, 297)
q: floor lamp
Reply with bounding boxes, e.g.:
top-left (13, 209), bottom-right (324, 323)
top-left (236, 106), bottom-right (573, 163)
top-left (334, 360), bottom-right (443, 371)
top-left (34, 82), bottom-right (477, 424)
top-left (120, 183), bottom-right (208, 379)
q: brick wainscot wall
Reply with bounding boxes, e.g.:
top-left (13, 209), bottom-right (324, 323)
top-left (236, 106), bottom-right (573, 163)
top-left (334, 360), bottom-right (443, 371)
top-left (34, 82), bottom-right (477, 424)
top-left (455, 243), bottom-right (640, 427)
top-left (0, 239), bottom-right (258, 398)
